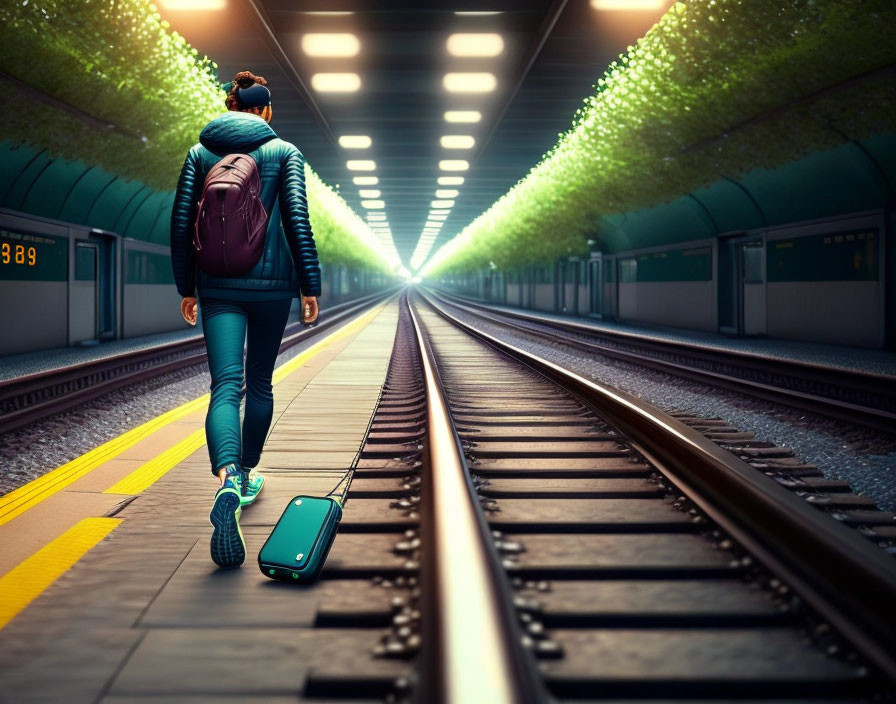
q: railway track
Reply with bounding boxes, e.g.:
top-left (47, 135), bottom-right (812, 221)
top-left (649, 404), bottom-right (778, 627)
top-left (0, 289), bottom-right (396, 435)
top-left (427, 288), bottom-right (896, 435)
top-left (308, 290), bottom-right (895, 701)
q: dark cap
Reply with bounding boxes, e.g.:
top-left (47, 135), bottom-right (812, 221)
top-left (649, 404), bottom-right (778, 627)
top-left (235, 83), bottom-right (271, 109)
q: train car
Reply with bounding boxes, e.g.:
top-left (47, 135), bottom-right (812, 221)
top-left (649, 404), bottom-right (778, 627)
top-left (0, 207), bottom-right (391, 356)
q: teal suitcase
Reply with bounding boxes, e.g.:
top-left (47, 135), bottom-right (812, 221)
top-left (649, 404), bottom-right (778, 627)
top-left (258, 495), bottom-right (342, 583)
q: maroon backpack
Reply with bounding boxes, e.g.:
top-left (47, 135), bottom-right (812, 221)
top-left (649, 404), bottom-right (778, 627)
top-left (192, 153), bottom-right (267, 277)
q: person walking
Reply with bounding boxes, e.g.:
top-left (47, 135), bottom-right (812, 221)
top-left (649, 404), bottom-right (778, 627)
top-left (169, 70), bottom-right (321, 568)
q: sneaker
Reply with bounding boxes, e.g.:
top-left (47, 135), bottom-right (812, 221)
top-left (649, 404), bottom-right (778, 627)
top-left (239, 468), bottom-right (265, 507)
top-left (209, 464), bottom-right (246, 568)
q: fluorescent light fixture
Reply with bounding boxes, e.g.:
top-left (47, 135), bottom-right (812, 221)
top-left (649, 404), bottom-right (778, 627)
top-left (431, 200), bottom-right (455, 208)
top-left (367, 213), bottom-right (387, 220)
top-left (347, 160), bottom-right (376, 170)
top-left (428, 214), bottom-right (448, 221)
top-left (354, 176), bottom-right (379, 185)
top-left (425, 223), bottom-right (443, 229)
top-left (443, 73), bottom-right (496, 93)
top-left (160, 0), bottom-right (225, 8)
top-left (437, 176), bottom-right (465, 186)
top-left (441, 135), bottom-right (475, 149)
top-left (338, 135), bottom-right (372, 148)
top-left (430, 209), bottom-right (450, 215)
top-left (359, 189), bottom-right (381, 198)
top-left (590, 0), bottom-right (664, 8)
top-left (447, 33), bottom-right (504, 57)
top-left (435, 189), bottom-right (459, 199)
top-left (361, 200), bottom-right (385, 209)
top-left (444, 111), bottom-right (481, 123)
top-left (439, 160), bottom-right (469, 171)
top-left (302, 34), bottom-right (360, 57)
top-left (311, 73), bottom-right (361, 92)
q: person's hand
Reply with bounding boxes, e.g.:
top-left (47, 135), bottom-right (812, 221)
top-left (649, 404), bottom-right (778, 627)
top-left (302, 295), bottom-right (319, 324)
top-left (181, 296), bottom-right (197, 326)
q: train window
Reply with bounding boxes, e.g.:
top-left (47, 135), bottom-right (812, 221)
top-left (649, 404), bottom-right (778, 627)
top-left (742, 244), bottom-right (763, 283)
top-left (74, 244), bottom-right (96, 281)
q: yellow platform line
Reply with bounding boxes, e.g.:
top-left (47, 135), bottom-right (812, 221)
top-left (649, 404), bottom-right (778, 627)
top-left (104, 428), bottom-right (208, 495)
top-left (0, 396), bottom-right (209, 528)
top-left (0, 517), bottom-right (121, 630)
top-left (0, 300), bottom-right (387, 522)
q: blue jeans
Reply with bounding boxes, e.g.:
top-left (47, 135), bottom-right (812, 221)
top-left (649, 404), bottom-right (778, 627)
top-left (198, 296), bottom-right (293, 476)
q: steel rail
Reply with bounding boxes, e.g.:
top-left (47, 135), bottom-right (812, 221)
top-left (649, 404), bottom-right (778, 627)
top-left (418, 287), bottom-right (896, 685)
top-left (406, 293), bottom-right (550, 704)
top-left (428, 288), bottom-right (896, 433)
top-left (0, 289), bottom-right (397, 435)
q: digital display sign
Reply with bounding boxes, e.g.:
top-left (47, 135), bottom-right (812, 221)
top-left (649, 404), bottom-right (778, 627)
top-left (0, 229), bottom-right (68, 282)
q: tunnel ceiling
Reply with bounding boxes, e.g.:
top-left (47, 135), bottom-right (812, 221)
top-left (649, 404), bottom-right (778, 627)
top-left (156, 0), bottom-right (675, 269)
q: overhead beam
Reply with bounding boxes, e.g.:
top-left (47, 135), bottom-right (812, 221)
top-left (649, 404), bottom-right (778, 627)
top-left (238, 0), bottom-right (339, 151)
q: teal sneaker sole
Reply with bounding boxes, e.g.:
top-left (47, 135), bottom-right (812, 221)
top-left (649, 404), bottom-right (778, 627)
top-left (239, 473), bottom-right (265, 507)
top-left (209, 488), bottom-right (246, 568)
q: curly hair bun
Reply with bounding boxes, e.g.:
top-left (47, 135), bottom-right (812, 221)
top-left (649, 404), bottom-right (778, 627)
top-left (234, 70), bottom-right (267, 88)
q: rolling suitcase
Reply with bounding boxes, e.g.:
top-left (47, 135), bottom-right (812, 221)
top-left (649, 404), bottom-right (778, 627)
top-left (258, 495), bottom-right (342, 583)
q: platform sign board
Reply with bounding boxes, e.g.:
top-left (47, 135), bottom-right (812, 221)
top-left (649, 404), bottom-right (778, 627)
top-left (768, 229), bottom-right (878, 282)
top-left (0, 229), bottom-right (68, 281)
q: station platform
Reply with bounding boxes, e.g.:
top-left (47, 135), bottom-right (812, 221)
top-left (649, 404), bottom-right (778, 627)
top-left (0, 300), bottom-right (401, 702)
top-left (445, 296), bottom-right (896, 377)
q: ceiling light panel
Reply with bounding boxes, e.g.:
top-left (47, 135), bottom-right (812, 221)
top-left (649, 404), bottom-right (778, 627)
top-left (591, 0), bottom-right (664, 8)
top-left (302, 34), bottom-right (360, 57)
top-left (446, 33), bottom-right (504, 57)
top-left (439, 160), bottom-right (469, 171)
top-left (441, 135), bottom-right (475, 149)
top-left (431, 200), bottom-right (455, 208)
top-left (427, 214), bottom-right (448, 221)
top-left (444, 111), bottom-right (481, 123)
top-left (339, 135), bottom-right (372, 149)
top-left (361, 200), bottom-right (385, 209)
top-left (430, 210), bottom-right (450, 215)
top-left (311, 73), bottom-right (361, 92)
top-left (435, 190), bottom-right (459, 199)
top-left (437, 176), bottom-right (464, 186)
top-left (359, 189), bottom-right (381, 198)
top-left (443, 73), bottom-right (496, 93)
top-left (160, 0), bottom-right (225, 8)
top-left (354, 176), bottom-right (379, 185)
top-left (347, 160), bottom-right (376, 171)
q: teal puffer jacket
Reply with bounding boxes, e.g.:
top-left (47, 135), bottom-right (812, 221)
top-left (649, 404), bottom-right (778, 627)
top-left (169, 111), bottom-right (321, 301)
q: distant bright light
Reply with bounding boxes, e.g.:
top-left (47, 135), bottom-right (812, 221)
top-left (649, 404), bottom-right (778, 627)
top-left (361, 200), bottom-right (385, 209)
top-left (443, 73), bottom-right (496, 93)
top-left (444, 111), bottom-right (481, 123)
top-left (437, 176), bottom-right (464, 186)
top-left (354, 176), bottom-right (378, 185)
top-left (347, 160), bottom-right (376, 170)
top-left (338, 135), bottom-right (372, 148)
top-left (412, 275), bottom-right (422, 283)
top-left (447, 33), bottom-right (504, 57)
top-left (590, 0), bottom-right (664, 8)
top-left (435, 189), bottom-right (459, 199)
top-left (441, 135), bottom-right (475, 149)
top-left (311, 73), bottom-right (361, 92)
top-left (160, 0), bottom-right (225, 8)
top-left (359, 189), bottom-right (381, 198)
top-left (431, 200), bottom-right (455, 208)
top-left (302, 34), bottom-right (360, 57)
top-left (439, 160), bottom-right (469, 171)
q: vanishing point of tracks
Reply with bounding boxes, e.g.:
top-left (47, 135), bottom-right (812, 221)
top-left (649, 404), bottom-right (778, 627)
top-left (324, 290), bottom-right (896, 702)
